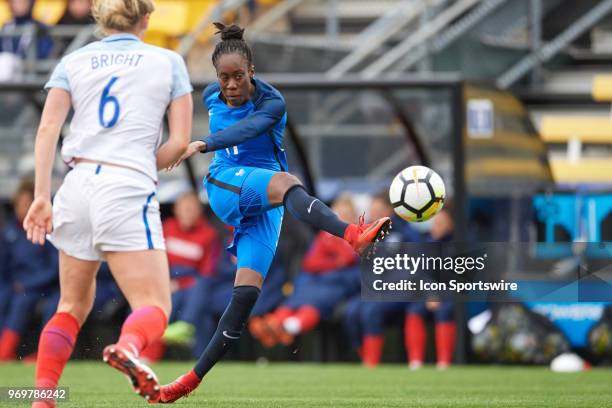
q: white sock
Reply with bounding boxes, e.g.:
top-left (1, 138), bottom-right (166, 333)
top-left (283, 317), bottom-right (302, 335)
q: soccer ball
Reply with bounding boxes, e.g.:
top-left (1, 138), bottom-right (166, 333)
top-left (389, 165), bottom-right (445, 222)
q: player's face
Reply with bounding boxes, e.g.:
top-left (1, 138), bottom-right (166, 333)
top-left (216, 53), bottom-right (254, 107)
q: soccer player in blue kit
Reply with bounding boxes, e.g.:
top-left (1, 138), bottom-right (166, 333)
top-left (159, 22), bottom-right (392, 402)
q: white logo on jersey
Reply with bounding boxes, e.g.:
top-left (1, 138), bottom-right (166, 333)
top-left (222, 330), bottom-right (240, 340)
top-left (235, 168), bottom-right (245, 177)
top-left (307, 199), bottom-right (319, 214)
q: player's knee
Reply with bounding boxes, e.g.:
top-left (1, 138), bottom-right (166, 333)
top-left (270, 172), bottom-right (302, 202)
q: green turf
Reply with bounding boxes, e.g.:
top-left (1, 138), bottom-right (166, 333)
top-left (1, 362), bottom-right (611, 407)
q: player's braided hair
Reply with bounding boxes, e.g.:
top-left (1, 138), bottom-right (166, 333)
top-left (212, 22), bottom-right (253, 69)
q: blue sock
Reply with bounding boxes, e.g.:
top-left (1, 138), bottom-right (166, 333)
top-left (193, 285), bottom-right (260, 379)
top-left (283, 186), bottom-right (348, 238)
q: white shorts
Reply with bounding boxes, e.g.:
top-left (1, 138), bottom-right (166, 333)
top-left (49, 163), bottom-right (165, 261)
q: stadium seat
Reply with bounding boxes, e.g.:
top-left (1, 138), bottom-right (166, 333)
top-left (33, 0), bottom-right (66, 26)
top-left (144, 0), bottom-right (217, 49)
top-left (0, 2), bottom-right (9, 27)
top-left (539, 117), bottom-right (612, 144)
top-left (548, 158), bottom-right (612, 183)
top-left (592, 74), bottom-right (612, 102)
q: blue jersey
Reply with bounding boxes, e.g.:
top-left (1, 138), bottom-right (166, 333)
top-left (202, 77), bottom-right (288, 174)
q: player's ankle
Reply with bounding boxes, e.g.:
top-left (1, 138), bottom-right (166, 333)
top-left (185, 369), bottom-right (202, 386)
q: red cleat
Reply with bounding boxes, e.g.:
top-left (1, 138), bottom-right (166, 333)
top-left (344, 215), bottom-right (392, 257)
top-left (159, 370), bottom-right (201, 404)
top-left (102, 344), bottom-right (161, 403)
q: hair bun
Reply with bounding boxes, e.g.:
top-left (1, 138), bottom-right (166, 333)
top-left (213, 22), bottom-right (245, 41)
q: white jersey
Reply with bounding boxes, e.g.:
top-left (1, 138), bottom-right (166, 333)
top-left (45, 33), bottom-right (192, 181)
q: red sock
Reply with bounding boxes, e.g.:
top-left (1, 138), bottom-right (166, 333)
top-left (0, 328), bottom-right (20, 360)
top-left (435, 321), bottom-right (456, 365)
top-left (116, 306), bottom-right (167, 357)
top-left (270, 306), bottom-right (294, 323)
top-left (293, 305), bottom-right (320, 333)
top-left (139, 339), bottom-right (166, 363)
top-left (362, 335), bottom-right (384, 367)
top-left (35, 312), bottom-right (80, 389)
top-left (405, 314), bottom-right (426, 365)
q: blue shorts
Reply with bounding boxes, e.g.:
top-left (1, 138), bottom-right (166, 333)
top-left (205, 166), bottom-right (283, 277)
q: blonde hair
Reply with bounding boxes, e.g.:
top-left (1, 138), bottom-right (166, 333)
top-left (92, 0), bottom-right (154, 34)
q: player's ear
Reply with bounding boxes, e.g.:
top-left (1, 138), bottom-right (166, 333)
top-left (249, 65), bottom-right (255, 77)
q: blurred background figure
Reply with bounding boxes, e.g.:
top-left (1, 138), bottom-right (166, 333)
top-left (342, 192), bottom-right (422, 367)
top-left (250, 194), bottom-right (359, 347)
top-left (57, 0), bottom-right (93, 26)
top-left (0, 177), bottom-right (58, 361)
top-left (406, 202), bottom-right (456, 370)
top-left (0, 0), bottom-right (53, 79)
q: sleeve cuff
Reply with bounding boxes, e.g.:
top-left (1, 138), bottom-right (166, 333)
top-left (44, 81), bottom-right (70, 91)
top-left (201, 136), bottom-right (213, 152)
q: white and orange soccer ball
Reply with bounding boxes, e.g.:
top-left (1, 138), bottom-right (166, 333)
top-left (389, 165), bottom-right (446, 222)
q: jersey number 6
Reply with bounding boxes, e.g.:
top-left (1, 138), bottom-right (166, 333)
top-left (99, 76), bottom-right (120, 128)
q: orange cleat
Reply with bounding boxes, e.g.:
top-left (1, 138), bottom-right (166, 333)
top-left (159, 370), bottom-right (201, 404)
top-left (344, 215), bottom-right (392, 258)
top-left (266, 315), bottom-right (294, 346)
top-left (102, 344), bottom-right (160, 403)
top-left (248, 316), bottom-right (278, 348)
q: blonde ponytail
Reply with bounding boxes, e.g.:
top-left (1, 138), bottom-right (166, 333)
top-left (92, 0), bottom-right (154, 34)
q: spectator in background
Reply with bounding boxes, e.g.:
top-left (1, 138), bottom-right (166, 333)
top-left (342, 192), bottom-right (422, 367)
top-left (57, 0), bottom-right (93, 26)
top-left (0, 0), bottom-right (53, 59)
top-left (405, 202), bottom-right (456, 369)
top-left (0, 177), bottom-right (59, 361)
top-left (140, 191), bottom-right (221, 361)
top-left (55, 0), bottom-right (93, 56)
top-left (250, 194), bottom-right (359, 347)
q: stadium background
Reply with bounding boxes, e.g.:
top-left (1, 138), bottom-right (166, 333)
top-left (0, 0), bottom-right (611, 404)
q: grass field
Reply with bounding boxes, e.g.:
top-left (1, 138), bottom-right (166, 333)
top-left (1, 362), bottom-right (611, 407)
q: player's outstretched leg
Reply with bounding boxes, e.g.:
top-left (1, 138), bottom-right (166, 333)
top-left (103, 306), bottom-right (167, 402)
top-left (32, 253), bottom-right (99, 408)
top-left (160, 285), bottom-right (260, 403)
top-left (281, 180), bottom-right (392, 257)
top-left (102, 250), bottom-right (173, 403)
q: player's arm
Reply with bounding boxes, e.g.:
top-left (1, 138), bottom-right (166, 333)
top-left (156, 93), bottom-right (193, 170)
top-left (24, 88), bottom-right (71, 245)
top-left (201, 95), bottom-right (285, 152)
top-left (167, 93), bottom-right (284, 169)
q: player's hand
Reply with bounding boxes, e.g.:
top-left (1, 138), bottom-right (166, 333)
top-left (23, 197), bottom-right (53, 245)
top-left (166, 141), bottom-right (206, 171)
